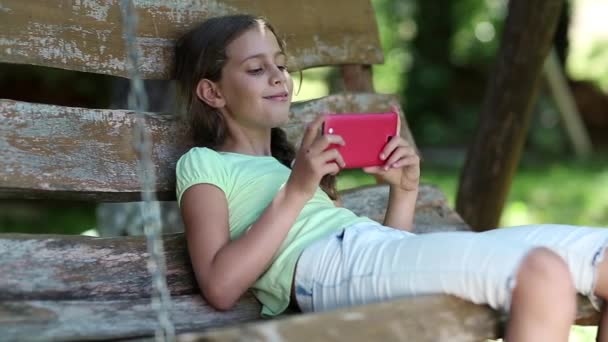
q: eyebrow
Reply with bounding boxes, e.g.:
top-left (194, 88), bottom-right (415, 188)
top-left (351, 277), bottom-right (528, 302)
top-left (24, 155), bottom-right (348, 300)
top-left (239, 51), bottom-right (286, 65)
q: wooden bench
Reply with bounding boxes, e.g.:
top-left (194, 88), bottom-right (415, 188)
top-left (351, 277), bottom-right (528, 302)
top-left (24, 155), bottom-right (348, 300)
top-left (0, 0), bottom-right (599, 341)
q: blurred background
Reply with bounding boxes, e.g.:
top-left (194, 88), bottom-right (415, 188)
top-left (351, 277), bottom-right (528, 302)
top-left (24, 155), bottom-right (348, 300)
top-left (1, 2), bottom-right (607, 229)
top-left (1, 0), bottom-right (607, 233)
top-left (1, 0), bottom-right (606, 339)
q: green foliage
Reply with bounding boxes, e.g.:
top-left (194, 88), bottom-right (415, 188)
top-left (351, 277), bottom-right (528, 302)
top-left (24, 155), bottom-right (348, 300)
top-left (451, 0), bottom-right (506, 66)
top-left (569, 38), bottom-right (608, 92)
top-left (369, 0), bottom-right (607, 155)
top-left (0, 200), bottom-right (96, 235)
top-left (370, 0), bottom-right (416, 95)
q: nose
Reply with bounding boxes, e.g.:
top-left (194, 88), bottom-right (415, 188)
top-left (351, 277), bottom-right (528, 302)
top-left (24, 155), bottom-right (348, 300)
top-left (269, 65), bottom-right (286, 85)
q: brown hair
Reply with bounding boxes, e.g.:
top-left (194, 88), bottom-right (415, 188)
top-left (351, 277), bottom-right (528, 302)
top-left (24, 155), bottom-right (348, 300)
top-left (175, 15), bottom-right (337, 199)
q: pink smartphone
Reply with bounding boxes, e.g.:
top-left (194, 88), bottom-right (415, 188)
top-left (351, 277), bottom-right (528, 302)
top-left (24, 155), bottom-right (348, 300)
top-left (322, 112), bottom-right (398, 169)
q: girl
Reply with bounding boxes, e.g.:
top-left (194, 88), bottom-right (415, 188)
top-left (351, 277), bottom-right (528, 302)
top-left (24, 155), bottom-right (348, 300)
top-left (174, 14), bottom-right (608, 341)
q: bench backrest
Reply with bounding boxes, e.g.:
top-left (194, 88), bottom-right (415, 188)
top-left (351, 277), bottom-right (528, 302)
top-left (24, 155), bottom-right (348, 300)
top-left (0, 0), bottom-right (414, 202)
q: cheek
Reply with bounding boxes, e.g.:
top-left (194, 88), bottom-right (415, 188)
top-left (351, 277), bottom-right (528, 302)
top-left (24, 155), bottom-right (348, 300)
top-left (224, 77), bottom-right (262, 105)
top-left (286, 75), bottom-right (294, 97)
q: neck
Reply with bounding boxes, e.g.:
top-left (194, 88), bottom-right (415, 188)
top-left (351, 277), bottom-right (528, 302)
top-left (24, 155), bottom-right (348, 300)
top-left (219, 119), bottom-right (272, 156)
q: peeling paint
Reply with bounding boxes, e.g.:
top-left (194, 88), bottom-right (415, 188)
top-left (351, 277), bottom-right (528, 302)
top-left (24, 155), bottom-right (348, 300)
top-left (141, 0), bottom-right (238, 23)
top-left (1, 99), bottom-right (181, 199)
top-left (2, 0), bottom-right (383, 78)
top-left (78, 0), bottom-right (112, 21)
top-left (253, 321), bottom-right (284, 342)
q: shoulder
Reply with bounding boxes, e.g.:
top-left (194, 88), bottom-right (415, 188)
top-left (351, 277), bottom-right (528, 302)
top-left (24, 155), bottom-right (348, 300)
top-left (176, 147), bottom-right (228, 181)
top-left (176, 147), bottom-right (230, 206)
top-left (177, 147), bottom-right (224, 170)
top-left (177, 147), bottom-right (220, 164)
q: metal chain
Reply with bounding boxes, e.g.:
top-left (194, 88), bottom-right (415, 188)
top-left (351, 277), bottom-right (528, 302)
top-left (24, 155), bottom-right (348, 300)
top-left (119, 1), bottom-right (176, 341)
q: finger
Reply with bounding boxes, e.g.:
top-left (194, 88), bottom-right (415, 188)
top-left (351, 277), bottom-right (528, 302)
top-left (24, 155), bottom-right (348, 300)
top-left (320, 148), bottom-right (346, 168)
top-left (386, 143), bottom-right (416, 163)
top-left (385, 139), bottom-right (416, 161)
top-left (310, 134), bottom-right (345, 154)
top-left (322, 162), bottom-right (341, 176)
top-left (301, 115), bottom-right (326, 148)
top-left (384, 147), bottom-right (407, 169)
top-left (391, 154), bottom-right (420, 168)
top-left (390, 104), bottom-right (401, 136)
top-left (380, 136), bottom-right (402, 161)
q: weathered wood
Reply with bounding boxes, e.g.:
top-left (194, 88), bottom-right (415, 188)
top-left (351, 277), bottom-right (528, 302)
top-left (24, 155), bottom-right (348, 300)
top-left (341, 184), bottom-right (470, 234)
top-left (0, 93), bottom-right (414, 202)
top-left (0, 184), bottom-right (455, 300)
top-left (183, 294), bottom-right (600, 342)
top-left (182, 295), bottom-right (501, 342)
top-left (0, 232), bottom-right (192, 301)
top-left (0, 294), bottom-right (262, 342)
top-left (1, 293), bottom-right (598, 342)
top-left (0, 0), bottom-right (383, 78)
top-left (0, 294), bottom-right (597, 342)
top-left (456, 0), bottom-right (564, 231)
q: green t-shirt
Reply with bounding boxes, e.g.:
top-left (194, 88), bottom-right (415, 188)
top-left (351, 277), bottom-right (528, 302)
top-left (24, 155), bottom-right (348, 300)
top-left (176, 147), bottom-right (373, 316)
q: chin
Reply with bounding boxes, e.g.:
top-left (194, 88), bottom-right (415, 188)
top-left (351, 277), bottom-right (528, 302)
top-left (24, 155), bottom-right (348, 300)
top-left (274, 115), bottom-right (290, 127)
top-left (269, 109), bottom-right (291, 126)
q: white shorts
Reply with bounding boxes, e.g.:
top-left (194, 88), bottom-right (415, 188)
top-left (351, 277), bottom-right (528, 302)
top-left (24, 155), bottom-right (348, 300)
top-left (294, 222), bottom-right (608, 313)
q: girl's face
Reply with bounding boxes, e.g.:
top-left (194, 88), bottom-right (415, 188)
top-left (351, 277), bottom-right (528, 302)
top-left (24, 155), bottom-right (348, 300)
top-left (215, 24), bottom-right (293, 130)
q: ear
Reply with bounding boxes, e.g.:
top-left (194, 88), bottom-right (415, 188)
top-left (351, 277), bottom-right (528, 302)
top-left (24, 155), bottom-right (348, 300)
top-left (195, 79), bottom-right (226, 108)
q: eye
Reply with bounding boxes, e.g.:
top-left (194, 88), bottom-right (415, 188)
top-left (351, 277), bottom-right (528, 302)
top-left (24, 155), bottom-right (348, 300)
top-left (277, 65), bottom-right (288, 72)
top-left (247, 68), bottom-right (264, 75)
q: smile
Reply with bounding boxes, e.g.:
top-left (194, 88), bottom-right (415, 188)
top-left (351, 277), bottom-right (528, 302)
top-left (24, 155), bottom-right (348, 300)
top-left (263, 92), bottom-right (289, 102)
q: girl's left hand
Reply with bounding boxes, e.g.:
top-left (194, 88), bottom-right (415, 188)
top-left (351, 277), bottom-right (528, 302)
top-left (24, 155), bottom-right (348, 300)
top-left (363, 136), bottom-right (420, 192)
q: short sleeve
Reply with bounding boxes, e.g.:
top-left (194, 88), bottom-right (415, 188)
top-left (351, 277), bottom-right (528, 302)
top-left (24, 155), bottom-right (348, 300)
top-left (175, 147), bottom-right (229, 206)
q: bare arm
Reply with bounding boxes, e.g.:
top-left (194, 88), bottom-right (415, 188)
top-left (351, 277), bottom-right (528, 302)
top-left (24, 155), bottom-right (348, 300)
top-left (182, 116), bottom-right (346, 311)
top-left (182, 183), bottom-right (308, 310)
top-left (363, 116), bottom-right (420, 232)
top-left (383, 186), bottom-right (417, 231)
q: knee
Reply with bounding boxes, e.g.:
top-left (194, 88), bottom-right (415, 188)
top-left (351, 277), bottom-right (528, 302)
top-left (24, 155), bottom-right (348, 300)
top-left (516, 247), bottom-right (576, 298)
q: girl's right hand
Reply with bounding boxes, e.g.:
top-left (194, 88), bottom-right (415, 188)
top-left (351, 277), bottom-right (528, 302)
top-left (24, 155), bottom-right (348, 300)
top-left (286, 115), bottom-right (346, 200)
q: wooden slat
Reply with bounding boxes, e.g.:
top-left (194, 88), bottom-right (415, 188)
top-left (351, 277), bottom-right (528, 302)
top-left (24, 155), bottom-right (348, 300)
top-left (189, 295), bottom-right (600, 342)
top-left (0, 93), bottom-right (414, 201)
top-left (0, 184), bottom-right (454, 300)
top-left (0, 0), bottom-right (383, 78)
top-left (188, 296), bottom-right (501, 342)
top-left (1, 294), bottom-right (598, 342)
top-left (341, 184), bottom-right (470, 234)
top-left (0, 295), bottom-right (262, 342)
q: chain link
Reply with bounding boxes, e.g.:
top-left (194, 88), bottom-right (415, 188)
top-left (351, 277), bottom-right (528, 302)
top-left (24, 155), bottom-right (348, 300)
top-left (119, 1), bottom-right (176, 340)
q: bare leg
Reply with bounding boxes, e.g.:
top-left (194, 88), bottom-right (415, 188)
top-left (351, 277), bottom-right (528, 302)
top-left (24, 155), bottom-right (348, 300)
top-left (594, 250), bottom-right (608, 342)
top-left (505, 248), bottom-right (576, 342)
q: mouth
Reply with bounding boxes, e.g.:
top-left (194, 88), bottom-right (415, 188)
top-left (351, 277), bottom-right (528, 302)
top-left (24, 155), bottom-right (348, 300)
top-left (263, 92), bottom-right (289, 102)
